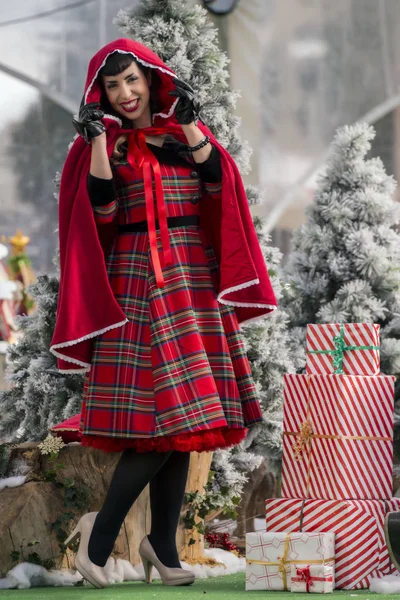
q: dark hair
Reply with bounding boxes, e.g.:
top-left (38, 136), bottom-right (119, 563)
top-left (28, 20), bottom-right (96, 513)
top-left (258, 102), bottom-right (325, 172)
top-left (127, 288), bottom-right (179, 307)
top-left (98, 51), bottom-right (161, 123)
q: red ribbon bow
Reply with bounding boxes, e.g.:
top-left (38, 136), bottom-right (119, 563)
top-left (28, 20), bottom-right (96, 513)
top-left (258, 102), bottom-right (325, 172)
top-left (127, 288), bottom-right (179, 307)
top-left (296, 566), bottom-right (313, 593)
top-left (123, 126), bottom-right (176, 289)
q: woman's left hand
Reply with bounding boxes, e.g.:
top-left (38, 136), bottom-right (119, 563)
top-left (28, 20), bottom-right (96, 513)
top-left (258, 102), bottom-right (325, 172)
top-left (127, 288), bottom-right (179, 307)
top-left (168, 78), bottom-right (202, 125)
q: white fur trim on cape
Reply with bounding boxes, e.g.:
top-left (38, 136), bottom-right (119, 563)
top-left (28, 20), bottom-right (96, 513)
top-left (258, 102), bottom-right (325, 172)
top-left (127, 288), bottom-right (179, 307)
top-left (217, 279), bottom-right (277, 328)
top-left (50, 318), bottom-right (129, 372)
top-left (57, 367), bottom-right (89, 374)
top-left (103, 114), bottom-right (123, 126)
top-left (67, 134), bottom-right (80, 154)
top-left (85, 49), bottom-right (176, 104)
top-left (217, 279), bottom-right (278, 310)
top-left (152, 96), bottom-right (180, 122)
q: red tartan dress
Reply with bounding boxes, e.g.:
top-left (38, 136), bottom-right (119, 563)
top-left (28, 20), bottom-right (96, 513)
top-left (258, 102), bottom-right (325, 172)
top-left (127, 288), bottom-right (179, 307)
top-left (78, 137), bottom-right (263, 453)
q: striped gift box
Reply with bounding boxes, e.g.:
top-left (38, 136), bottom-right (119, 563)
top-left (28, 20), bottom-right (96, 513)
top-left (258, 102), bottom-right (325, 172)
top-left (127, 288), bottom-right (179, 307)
top-left (281, 373), bottom-right (395, 500)
top-left (265, 497), bottom-right (400, 590)
top-left (306, 323), bottom-right (380, 376)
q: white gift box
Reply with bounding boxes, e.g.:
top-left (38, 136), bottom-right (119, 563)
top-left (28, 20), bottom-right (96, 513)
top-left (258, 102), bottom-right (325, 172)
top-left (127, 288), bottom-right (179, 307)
top-left (245, 531), bottom-right (335, 591)
top-left (291, 564), bottom-right (335, 593)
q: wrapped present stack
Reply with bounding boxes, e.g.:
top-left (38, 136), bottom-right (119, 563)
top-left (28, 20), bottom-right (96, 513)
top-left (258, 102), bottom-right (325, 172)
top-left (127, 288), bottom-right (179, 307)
top-left (260, 323), bottom-right (400, 591)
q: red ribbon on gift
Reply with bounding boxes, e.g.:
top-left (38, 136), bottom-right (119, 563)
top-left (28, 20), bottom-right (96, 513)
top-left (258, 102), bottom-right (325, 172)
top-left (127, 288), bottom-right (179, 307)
top-left (296, 566), bottom-right (313, 592)
top-left (292, 566), bottom-right (334, 592)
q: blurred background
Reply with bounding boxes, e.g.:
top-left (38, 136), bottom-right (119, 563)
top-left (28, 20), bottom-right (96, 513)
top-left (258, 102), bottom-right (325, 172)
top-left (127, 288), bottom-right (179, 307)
top-left (1, 0), bottom-right (400, 272)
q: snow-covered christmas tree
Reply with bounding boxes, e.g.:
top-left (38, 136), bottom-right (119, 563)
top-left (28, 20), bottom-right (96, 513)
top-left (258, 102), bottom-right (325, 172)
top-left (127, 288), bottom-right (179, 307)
top-left (239, 196), bottom-right (299, 461)
top-left (283, 122), bottom-right (400, 443)
top-left (0, 272), bottom-right (83, 443)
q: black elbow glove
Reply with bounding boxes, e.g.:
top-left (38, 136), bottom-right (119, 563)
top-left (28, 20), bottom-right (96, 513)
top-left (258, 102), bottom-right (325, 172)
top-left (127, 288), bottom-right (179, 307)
top-left (73, 97), bottom-right (106, 144)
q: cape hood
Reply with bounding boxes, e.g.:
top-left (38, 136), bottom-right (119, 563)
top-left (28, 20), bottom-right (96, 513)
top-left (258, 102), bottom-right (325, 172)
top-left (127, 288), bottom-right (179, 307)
top-left (50, 38), bottom-right (277, 372)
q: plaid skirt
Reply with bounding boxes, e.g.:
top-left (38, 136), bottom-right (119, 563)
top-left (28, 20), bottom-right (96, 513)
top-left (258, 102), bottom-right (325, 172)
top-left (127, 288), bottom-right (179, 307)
top-left (80, 223), bottom-right (263, 453)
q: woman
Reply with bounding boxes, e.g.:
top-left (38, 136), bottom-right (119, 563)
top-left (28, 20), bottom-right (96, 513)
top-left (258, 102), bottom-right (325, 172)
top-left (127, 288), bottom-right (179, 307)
top-left (50, 38), bottom-right (277, 588)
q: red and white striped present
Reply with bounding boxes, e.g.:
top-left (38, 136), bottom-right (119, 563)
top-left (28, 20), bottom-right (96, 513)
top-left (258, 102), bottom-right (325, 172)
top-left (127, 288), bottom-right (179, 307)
top-left (245, 530), bottom-right (335, 591)
top-left (265, 497), bottom-right (400, 590)
top-left (306, 323), bottom-right (380, 376)
top-left (281, 373), bottom-right (395, 500)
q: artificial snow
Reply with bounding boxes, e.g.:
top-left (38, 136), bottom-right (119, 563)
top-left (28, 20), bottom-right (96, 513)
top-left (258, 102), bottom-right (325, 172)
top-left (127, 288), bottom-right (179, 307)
top-left (103, 557), bottom-right (140, 583)
top-left (0, 563), bottom-right (82, 589)
top-left (0, 547), bottom-right (245, 588)
top-left (193, 547), bottom-right (245, 578)
top-left (369, 573), bottom-right (400, 594)
top-left (0, 475), bottom-right (26, 491)
top-left (254, 517), bottom-right (267, 531)
top-left (104, 546), bottom-right (245, 583)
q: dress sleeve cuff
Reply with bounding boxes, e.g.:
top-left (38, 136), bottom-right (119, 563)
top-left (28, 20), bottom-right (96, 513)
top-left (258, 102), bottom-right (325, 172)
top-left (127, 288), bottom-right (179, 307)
top-left (193, 144), bottom-right (222, 183)
top-left (87, 172), bottom-right (117, 206)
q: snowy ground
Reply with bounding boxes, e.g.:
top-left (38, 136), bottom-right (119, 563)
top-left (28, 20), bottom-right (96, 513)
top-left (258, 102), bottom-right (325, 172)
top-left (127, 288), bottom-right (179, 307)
top-left (0, 475), bottom-right (247, 589)
top-left (0, 547), bottom-right (246, 589)
top-left (1, 511), bottom-right (399, 592)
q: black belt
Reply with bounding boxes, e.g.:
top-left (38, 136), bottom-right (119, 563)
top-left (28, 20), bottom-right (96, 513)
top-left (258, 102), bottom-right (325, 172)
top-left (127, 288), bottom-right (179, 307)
top-left (117, 214), bottom-right (200, 233)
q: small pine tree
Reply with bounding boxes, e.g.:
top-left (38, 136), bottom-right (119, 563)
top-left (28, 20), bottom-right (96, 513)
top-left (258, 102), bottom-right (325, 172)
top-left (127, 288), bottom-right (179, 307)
top-left (0, 270), bottom-right (83, 450)
top-left (283, 122), bottom-right (400, 438)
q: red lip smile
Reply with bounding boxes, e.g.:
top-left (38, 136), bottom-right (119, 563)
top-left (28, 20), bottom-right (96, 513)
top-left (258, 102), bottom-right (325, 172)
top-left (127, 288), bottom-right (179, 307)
top-left (120, 99), bottom-right (140, 112)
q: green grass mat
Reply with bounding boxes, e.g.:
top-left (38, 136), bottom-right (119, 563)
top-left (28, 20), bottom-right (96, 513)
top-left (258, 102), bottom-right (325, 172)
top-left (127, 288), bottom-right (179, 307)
top-left (0, 572), bottom-right (398, 600)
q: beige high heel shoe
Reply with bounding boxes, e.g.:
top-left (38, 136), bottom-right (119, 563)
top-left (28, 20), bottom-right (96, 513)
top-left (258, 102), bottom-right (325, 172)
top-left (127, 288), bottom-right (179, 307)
top-left (138, 535), bottom-right (195, 586)
top-left (64, 512), bottom-right (109, 588)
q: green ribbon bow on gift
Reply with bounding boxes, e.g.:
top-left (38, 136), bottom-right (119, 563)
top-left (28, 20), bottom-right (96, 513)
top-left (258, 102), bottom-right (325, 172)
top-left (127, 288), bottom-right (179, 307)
top-left (306, 323), bottom-right (379, 374)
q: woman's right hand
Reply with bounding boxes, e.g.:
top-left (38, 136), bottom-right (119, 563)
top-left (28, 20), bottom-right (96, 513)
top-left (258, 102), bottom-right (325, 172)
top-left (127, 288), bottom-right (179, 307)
top-left (112, 134), bottom-right (128, 159)
top-left (72, 97), bottom-right (106, 144)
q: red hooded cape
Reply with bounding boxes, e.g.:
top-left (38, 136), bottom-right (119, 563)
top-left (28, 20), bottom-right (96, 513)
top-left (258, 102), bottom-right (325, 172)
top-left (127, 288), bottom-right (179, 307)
top-left (49, 38), bottom-right (277, 373)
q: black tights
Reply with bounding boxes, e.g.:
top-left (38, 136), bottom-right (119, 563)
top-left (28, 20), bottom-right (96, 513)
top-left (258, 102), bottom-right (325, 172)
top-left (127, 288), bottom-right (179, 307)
top-left (87, 448), bottom-right (191, 568)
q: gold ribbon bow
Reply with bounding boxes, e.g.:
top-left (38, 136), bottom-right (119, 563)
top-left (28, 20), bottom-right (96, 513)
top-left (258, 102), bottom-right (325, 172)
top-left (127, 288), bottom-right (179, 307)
top-left (292, 419), bottom-right (314, 460)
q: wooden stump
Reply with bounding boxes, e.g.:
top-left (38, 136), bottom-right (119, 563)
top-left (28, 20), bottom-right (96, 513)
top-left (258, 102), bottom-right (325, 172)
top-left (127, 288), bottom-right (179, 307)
top-left (233, 458), bottom-right (277, 538)
top-left (0, 442), bottom-right (213, 573)
top-left (177, 451), bottom-right (213, 562)
top-left (0, 481), bottom-right (66, 574)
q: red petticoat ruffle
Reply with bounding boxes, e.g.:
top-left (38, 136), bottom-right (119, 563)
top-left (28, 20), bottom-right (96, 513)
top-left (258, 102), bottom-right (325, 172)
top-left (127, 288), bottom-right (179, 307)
top-left (79, 426), bottom-right (248, 453)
